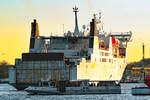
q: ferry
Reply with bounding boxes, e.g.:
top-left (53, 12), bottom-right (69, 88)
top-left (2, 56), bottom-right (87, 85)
top-left (9, 6), bottom-right (132, 92)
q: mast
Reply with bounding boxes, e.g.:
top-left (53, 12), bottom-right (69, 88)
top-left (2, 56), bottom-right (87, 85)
top-left (142, 43), bottom-right (145, 82)
top-left (73, 6), bottom-right (79, 36)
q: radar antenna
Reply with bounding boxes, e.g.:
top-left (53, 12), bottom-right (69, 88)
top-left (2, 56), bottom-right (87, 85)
top-left (99, 11), bottom-right (104, 33)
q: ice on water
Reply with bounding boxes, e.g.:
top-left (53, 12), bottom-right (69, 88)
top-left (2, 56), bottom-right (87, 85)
top-left (0, 83), bottom-right (150, 100)
top-left (0, 84), bottom-right (16, 91)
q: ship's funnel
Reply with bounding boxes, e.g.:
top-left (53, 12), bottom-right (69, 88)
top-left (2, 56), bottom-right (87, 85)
top-left (29, 19), bottom-right (39, 51)
top-left (89, 15), bottom-right (98, 48)
top-left (90, 15), bottom-right (97, 36)
top-left (31, 19), bottom-right (39, 38)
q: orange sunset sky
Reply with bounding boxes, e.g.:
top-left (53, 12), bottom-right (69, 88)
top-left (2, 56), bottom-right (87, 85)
top-left (0, 0), bottom-right (150, 64)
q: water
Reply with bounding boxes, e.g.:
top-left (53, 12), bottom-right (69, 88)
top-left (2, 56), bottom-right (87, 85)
top-left (0, 83), bottom-right (150, 100)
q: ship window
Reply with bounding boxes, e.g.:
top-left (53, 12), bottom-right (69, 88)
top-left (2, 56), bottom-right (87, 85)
top-left (109, 59), bottom-right (111, 63)
top-left (101, 52), bottom-right (104, 56)
top-left (105, 53), bottom-right (109, 56)
top-left (102, 58), bottom-right (106, 62)
top-left (115, 48), bottom-right (117, 53)
top-left (119, 48), bottom-right (126, 57)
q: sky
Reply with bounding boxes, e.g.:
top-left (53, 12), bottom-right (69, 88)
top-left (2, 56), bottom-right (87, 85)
top-left (0, 0), bottom-right (150, 64)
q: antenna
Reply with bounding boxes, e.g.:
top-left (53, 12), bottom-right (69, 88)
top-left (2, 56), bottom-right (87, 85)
top-left (73, 6), bottom-right (79, 12)
top-left (88, 0), bottom-right (94, 18)
top-left (98, 11), bottom-right (104, 33)
top-left (63, 24), bottom-right (65, 34)
top-left (99, 12), bottom-right (102, 24)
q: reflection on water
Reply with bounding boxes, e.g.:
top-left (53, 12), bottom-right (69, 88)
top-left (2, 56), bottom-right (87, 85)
top-left (0, 83), bottom-right (149, 100)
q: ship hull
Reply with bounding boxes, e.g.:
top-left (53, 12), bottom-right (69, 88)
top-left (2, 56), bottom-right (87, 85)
top-left (10, 83), bottom-right (37, 90)
top-left (132, 87), bottom-right (150, 95)
top-left (77, 58), bottom-right (126, 81)
top-left (25, 86), bottom-right (121, 95)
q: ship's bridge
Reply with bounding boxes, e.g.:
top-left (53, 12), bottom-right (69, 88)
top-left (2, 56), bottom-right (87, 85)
top-left (110, 32), bottom-right (132, 42)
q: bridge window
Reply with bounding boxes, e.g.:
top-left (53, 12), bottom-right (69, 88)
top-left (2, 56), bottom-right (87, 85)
top-left (105, 53), bottom-right (109, 56)
top-left (109, 59), bottom-right (112, 63)
top-left (101, 52), bottom-right (104, 56)
top-left (102, 58), bottom-right (106, 62)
